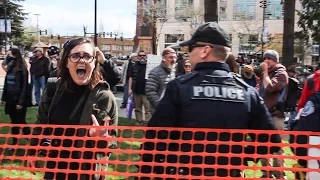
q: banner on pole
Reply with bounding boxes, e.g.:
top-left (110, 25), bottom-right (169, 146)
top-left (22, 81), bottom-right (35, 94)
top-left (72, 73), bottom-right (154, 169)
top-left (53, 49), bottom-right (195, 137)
top-left (0, 19), bottom-right (12, 33)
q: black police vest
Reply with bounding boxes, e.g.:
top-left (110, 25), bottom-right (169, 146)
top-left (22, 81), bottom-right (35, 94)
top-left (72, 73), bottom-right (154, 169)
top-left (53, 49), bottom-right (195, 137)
top-left (175, 71), bottom-right (253, 129)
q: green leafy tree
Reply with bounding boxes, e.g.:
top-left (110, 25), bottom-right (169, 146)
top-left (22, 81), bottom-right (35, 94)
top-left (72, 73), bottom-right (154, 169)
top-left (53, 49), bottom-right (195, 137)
top-left (0, 0), bottom-right (28, 46)
top-left (297, 0), bottom-right (320, 62)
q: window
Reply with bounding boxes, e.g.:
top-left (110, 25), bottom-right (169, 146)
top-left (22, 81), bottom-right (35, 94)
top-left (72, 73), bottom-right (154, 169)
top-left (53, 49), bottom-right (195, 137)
top-left (219, 0), bottom-right (228, 21)
top-left (233, 0), bottom-right (256, 20)
top-left (264, 0), bottom-right (283, 20)
top-left (312, 44), bottom-right (319, 56)
top-left (140, 25), bottom-right (150, 36)
top-left (165, 34), bottom-right (184, 47)
top-left (175, 0), bottom-right (194, 19)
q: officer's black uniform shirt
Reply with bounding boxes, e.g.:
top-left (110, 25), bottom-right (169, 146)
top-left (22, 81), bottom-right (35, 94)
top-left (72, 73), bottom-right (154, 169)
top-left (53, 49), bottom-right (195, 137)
top-left (141, 62), bottom-right (282, 177)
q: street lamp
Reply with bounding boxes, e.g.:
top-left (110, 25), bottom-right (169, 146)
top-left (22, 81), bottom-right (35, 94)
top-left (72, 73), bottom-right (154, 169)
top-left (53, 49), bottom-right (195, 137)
top-left (94, 0), bottom-right (98, 46)
top-left (260, 0), bottom-right (268, 56)
top-left (2, 0), bottom-right (8, 53)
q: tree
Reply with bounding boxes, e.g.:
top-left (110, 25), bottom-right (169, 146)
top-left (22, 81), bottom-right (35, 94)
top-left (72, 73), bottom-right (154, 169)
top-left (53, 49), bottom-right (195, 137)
top-left (282, 0), bottom-right (296, 67)
top-left (142, 0), bottom-right (168, 54)
top-left (204, 0), bottom-right (218, 22)
top-left (230, 14), bottom-right (261, 54)
top-left (0, 0), bottom-right (28, 46)
top-left (182, 8), bottom-right (204, 35)
top-left (297, 0), bottom-right (320, 62)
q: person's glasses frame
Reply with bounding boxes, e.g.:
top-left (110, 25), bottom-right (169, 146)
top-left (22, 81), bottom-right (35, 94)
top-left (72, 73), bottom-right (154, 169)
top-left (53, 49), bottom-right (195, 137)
top-left (68, 53), bottom-right (95, 63)
top-left (188, 44), bottom-right (214, 52)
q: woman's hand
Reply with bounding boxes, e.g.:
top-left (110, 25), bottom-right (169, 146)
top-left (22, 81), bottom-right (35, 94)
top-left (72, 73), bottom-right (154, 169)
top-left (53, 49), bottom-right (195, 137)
top-left (89, 114), bottom-right (111, 137)
top-left (95, 47), bottom-right (106, 64)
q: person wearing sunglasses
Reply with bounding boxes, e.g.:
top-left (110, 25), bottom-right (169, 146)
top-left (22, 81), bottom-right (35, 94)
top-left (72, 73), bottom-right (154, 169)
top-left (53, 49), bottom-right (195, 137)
top-left (139, 22), bottom-right (281, 178)
top-left (128, 50), bottom-right (151, 125)
top-left (184, 60), bottom-right (191, 74)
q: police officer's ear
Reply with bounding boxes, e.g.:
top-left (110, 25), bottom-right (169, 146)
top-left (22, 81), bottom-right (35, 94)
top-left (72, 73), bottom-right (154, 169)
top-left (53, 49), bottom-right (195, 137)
top-left (199, 46), bottom-right (212, 59)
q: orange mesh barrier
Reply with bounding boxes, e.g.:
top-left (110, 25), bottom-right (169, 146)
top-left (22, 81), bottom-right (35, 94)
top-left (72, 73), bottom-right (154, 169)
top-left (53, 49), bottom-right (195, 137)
top-left (0, 123), bottom-right (319, 180)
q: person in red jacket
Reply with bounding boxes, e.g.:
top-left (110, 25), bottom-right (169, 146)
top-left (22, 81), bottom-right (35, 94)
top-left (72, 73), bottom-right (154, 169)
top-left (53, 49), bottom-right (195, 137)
top-left (297, 65), bottom-right (320, 111)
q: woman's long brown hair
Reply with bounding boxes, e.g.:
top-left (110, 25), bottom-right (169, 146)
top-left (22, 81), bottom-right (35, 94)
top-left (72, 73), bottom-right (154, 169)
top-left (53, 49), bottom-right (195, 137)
top-left (10, 48), bottom-right (26, 72)
top-left (58, 38), bottom-right (102, 90)
top-left (226, 54), bottom-right (239, 73)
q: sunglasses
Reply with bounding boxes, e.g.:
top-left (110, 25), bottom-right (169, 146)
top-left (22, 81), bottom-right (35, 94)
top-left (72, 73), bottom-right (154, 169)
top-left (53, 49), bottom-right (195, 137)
top-left (188, 44), bottom-right (213, 52)
top-left (138, 54), bottom-right (146, 57)
top-left (184, 65), bottom-right (191, 68)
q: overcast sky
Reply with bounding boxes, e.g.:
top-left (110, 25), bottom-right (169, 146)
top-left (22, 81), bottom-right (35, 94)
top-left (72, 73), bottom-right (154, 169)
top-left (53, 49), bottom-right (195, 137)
top-left (19, 0), bottom-right (137, 38)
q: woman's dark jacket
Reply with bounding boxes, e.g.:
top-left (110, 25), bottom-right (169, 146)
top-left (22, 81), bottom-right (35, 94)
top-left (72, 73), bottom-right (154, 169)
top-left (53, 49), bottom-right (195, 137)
top-left (27, 80), bottom-right (118, 180)
top-left (1, 63), bottom-right (29, 114)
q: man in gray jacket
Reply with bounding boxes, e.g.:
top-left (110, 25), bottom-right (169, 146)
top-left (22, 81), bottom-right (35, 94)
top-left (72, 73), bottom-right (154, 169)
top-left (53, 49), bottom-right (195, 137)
top-left (146, 48), bottom-right (177, 114)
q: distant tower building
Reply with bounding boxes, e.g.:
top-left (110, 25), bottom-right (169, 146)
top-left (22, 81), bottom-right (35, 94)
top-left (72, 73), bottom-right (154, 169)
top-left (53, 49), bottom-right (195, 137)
top-left (134, 0), bottom-right (164, 54)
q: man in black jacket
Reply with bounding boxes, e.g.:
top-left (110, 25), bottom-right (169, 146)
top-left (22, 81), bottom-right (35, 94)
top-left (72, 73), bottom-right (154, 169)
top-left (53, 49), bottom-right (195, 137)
top-left (30, 48), bottom-right (50, 105)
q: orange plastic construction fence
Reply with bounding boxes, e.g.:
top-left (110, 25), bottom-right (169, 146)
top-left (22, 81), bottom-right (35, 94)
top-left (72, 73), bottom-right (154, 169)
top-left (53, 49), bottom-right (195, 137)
top-left (0, 123), bottom-right (319, 180)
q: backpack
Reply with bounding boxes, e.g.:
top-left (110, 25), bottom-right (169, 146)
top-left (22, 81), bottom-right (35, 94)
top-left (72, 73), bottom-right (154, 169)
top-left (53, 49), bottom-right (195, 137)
top-left (284, 77), bottom-right (301, 112)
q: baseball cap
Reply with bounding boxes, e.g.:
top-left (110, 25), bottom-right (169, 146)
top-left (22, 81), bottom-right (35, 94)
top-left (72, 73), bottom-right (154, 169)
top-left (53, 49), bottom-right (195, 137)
top-left (179, 22), bottom-right (231, 48)
top-left (47, 46), bottom-right (60, 56)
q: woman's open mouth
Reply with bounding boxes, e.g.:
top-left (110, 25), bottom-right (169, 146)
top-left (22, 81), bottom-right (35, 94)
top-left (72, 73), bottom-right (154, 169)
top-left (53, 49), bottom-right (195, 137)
top-left (76, 66), bottom-right (86, 78)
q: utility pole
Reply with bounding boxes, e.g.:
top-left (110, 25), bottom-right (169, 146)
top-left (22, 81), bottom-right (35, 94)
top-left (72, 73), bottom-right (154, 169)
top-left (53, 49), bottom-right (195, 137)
top-left (34, 14), bottom-right (40, 42)
top-left (4, 0), bottom-right (8, 53)
top-left (94, 0), bottom-right (98, 46)
top-left (260, 1), bottom-right (268, 57)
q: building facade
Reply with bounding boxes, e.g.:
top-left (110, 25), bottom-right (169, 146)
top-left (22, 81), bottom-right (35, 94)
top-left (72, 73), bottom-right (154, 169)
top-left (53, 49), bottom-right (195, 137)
top-left (134, 0), bottom-right (160, 54)
top-left (38, 36), bottom-right (134, 57)
top-left (156, 0), bottom-right (306, 59)
top-left (156, 0), bottom-right (204, 54)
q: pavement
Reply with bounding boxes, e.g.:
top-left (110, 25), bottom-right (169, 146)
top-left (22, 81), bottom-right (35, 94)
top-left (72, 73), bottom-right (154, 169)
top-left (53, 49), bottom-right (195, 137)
top-left (0, 75), bottom-right (133, 119)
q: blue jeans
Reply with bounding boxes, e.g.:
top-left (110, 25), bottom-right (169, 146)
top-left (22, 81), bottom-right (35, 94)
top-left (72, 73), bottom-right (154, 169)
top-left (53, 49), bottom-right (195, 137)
top-left (33, 75), bottom-right (46, 104)
top-left (122, 83), bottom-right (129, 105)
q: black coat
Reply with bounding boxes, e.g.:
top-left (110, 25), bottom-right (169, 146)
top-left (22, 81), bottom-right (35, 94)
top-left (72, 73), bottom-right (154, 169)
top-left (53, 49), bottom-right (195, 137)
top-left (1, 66), bottom-right (29, 114)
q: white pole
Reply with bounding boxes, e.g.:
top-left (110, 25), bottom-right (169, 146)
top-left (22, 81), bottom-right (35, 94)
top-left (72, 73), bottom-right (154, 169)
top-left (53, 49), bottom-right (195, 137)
top-left (34, 14), bottom-right (40, 43)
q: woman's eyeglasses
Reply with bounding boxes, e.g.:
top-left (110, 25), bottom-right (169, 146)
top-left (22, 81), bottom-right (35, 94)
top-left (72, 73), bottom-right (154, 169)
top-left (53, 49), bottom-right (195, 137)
top-left (68, 53), bottom-right (94, 63)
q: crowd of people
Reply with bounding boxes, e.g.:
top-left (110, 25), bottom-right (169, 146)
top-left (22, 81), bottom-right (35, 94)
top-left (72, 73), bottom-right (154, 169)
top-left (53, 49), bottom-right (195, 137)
top-left (0, 21), bottom-right (319, 179)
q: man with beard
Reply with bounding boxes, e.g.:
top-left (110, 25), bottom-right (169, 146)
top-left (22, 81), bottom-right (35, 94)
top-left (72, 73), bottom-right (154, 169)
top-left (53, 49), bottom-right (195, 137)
top-left (128, 50), bottom-right (151, 126)
top-left (146, 48), bottom-right (177, 115)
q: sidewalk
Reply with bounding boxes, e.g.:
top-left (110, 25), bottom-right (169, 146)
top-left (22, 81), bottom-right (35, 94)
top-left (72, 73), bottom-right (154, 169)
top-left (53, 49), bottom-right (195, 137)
top-left (0, 76), bottom-right (4, 90)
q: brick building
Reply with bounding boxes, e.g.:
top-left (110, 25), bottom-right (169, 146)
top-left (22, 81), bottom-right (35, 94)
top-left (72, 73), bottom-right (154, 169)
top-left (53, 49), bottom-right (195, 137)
top-left (37, 36), bottom-right (134, 57)
top-left (133, 0), bottom-right (156, 54)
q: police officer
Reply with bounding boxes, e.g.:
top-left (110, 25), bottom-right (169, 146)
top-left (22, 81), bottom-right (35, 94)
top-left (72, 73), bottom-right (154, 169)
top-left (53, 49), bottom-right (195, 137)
top-left (290, 92), bottom-right (320, 179)
top-left (139, 22), bottom-right (282, 179)
top-left (47, 46), bottom-right (60, 76)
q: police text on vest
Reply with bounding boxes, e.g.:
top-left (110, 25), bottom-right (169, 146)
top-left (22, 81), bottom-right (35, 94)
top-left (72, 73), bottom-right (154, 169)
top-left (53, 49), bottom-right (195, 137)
top-left (192, 86), bottom-right (245, 102)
